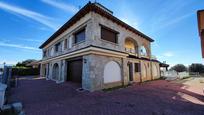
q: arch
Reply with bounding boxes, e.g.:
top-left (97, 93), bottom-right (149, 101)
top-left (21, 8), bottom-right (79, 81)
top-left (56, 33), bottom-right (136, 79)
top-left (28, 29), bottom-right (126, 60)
top-left (52, 63), bottom-right (59, 80)
top-left (152, 63), bottom-right (158, 78)
top-left (140, 45), bottom-right (147, 56)
top-left (141, 63), bottom-right (147, 78)
top-left (104, 61), bottom-right (121, 83)
top-left (124, 37), bottom-right (138, 54)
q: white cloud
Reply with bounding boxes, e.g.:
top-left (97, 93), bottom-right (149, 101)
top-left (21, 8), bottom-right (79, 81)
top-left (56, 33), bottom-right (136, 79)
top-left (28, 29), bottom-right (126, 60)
top-left (20, 38), bottom-right (42, 42)
top-left (163, 52), bottom-right (174, 57)
top-left (0, 41), bottom-right (40, 51)
top-left (156, 13), bottom-right (193, 31)
top-left (0, 2), bottom-right (58, 30)
top-left (42, 0), bottom-right (78, 13)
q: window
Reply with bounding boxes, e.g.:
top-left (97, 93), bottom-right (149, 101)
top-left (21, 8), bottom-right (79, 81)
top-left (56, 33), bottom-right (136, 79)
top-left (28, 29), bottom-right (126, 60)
top-left (74, 29), bottom-right (85, 43)
top-left (101, 25), bottom-right (118, 43)
top-left (135, 63), bottom-right (140, 72)
top-left (43, 50), bottom-right (47, 57)
top-left (55, 42), bottom-right (61, 52)
top-left (64, 39), bottom-right (67, 49)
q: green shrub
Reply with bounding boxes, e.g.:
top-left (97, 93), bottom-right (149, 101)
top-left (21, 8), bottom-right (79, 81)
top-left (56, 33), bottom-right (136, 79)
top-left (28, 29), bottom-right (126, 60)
top-left (12, 67), bottom-right (39, 76)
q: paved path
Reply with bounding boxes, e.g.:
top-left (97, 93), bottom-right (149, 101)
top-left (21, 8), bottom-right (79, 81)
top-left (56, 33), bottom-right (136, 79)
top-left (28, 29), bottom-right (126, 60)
top-left (9, 76), bottom-right (204, 115)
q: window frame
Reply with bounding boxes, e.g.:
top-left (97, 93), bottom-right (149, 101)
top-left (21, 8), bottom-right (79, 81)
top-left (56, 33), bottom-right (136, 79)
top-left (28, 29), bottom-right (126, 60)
top-left (43, 50), bottom-right (47, 57)
top-left (64, 39), bottom-right (67, 49)
top-left (100, 24), bottom-right (119, 44)
top-left (55, 42), bottom-right (61, 52)
top-left (74, 28), bottom-right (86, 44)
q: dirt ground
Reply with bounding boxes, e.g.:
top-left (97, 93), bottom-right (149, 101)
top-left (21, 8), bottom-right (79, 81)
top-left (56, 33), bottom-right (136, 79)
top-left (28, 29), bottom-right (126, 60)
top-left (8, 76), bottom-right (204, 115)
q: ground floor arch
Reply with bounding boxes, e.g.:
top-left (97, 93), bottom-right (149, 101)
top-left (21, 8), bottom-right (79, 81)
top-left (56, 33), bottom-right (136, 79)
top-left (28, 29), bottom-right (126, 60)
top-left (103, 61), bottom-right (121, 83)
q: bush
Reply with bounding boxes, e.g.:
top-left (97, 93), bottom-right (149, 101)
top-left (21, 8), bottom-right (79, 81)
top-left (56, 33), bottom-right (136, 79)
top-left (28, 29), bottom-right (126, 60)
top-left (12, 67), bottom-right (39, 76)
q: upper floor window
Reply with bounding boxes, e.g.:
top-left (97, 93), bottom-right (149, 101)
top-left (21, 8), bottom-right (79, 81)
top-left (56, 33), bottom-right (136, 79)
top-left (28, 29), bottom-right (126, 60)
top-left (100, 24), bottom-right (118, 43)
top-left (74, 29), bottom-right (85, 44)
top-left (43, 50), bottom-right (47, 57)
top-left (64, 39), bottom-right (67, 49)
top-left (55, 42), bottom-right (61, 52)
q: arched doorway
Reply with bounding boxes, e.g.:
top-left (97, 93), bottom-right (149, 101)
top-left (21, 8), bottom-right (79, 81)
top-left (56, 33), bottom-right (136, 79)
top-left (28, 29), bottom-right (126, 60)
top-left (152, 64), bottom-right (158, 79)
top-left (52, 63), bottom-right (59, 80)
top-left (104, 61), bottom-right (121, 83)
top-left (125, 38), bottom-right (138, 54)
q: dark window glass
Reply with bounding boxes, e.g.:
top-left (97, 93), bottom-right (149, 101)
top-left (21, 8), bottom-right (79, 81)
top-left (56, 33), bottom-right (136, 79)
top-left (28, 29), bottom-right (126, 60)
top-left (43, 51), bottom-right (47, 57)
top-left (64, 39), bottom-right (67, 49)
top-left (101, 26), bottom-right (118, 43)
top-left (75, 29), bottom-right (85, 43)
top-left (135, 63), bottom-right (140, 72)
top-left (55, 42), bottom-right (60, 52)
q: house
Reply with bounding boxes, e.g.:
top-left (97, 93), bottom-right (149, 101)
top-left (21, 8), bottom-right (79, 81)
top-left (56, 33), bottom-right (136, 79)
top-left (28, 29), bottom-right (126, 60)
top-left (39, 2), bottom-right (161, 91)
top-left (197, 10), bottom-right (204, 58)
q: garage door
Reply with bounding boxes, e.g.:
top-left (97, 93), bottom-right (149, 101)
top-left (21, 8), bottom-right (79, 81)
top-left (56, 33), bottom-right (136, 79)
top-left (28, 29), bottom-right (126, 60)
top-left (67, 59), bottom-right (82, 83)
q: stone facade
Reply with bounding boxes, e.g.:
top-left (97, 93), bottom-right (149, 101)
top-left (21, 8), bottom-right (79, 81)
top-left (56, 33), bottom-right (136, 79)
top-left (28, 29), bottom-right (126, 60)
top-left (40, 3), bottom-right (161, 91)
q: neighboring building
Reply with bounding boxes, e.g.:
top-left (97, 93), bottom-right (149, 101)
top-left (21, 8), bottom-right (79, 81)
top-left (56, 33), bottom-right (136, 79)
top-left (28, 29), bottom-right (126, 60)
top-left (39, 2), bottom-right (161, 91)
top-left (197, 10), bottom-right (204, 58)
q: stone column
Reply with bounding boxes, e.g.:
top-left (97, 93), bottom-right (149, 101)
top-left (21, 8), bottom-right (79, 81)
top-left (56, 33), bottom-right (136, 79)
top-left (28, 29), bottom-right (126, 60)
top-left (122, 58), bottom-right (129, 86)
top-left (82, 55), bottom-right (91, 91)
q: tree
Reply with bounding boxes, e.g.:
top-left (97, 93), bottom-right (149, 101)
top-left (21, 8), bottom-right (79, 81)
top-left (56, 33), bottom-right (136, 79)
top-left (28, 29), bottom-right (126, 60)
top-left (189, 63), bottom-right (204, 73)
top-left (170, 64), bottom-right (187, 72)
top-left (15, 59), bottom-right (36, 67)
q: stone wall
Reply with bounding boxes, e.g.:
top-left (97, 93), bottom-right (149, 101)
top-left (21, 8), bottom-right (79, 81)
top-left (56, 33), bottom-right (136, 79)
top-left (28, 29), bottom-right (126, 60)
top-left (84, 54), bottom-right (123, 91)
top-left (91, 12), bottom-right (151, 58)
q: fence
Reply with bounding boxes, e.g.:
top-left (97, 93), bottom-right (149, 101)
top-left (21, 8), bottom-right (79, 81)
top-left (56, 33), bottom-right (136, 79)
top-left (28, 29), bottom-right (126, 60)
top-left (161, 71), bottom-right (201, 80)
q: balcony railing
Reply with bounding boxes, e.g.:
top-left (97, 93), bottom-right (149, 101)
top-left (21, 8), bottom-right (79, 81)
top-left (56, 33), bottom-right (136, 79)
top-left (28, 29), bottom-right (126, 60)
top-left (125, 48), bottom-right (138, 56)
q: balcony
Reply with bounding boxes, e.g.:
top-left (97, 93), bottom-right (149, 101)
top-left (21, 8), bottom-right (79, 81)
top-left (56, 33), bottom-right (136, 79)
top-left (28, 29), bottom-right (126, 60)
top-left (125, 48), bottom-right (138, 56)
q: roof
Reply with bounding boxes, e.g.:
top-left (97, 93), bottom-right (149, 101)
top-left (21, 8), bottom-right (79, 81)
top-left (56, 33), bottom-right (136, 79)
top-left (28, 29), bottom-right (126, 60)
top-left (39, 2), bottom-right (154, 49)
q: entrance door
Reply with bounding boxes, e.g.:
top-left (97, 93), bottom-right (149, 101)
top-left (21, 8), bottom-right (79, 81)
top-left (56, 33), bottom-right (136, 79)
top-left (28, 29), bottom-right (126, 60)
top-left (67, 59), bottom-right (82, 83)
top-left (128, 63), bottom-right (133, 81)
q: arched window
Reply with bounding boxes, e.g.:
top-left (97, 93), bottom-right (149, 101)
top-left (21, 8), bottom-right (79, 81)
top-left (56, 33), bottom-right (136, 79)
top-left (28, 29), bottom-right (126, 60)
top-left (104, 61), bottom-right (121, 83)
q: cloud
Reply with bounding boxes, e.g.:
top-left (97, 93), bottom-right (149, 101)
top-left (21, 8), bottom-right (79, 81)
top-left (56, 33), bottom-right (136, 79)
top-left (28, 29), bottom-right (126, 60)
top-left (163, 52), bottom-right (174, 57)
top-left (0, 41), bottom-right (40, 51)
top-left (149, 1), bottom-right (194, 33)
top-left (20, 38), bottom-right (42, 42)
top-left (0, 2), bottom-right (58, 30)
top-left (156, 13), bottom-right (193, 31)
top-left (42, 0), bottom-right (78, 13)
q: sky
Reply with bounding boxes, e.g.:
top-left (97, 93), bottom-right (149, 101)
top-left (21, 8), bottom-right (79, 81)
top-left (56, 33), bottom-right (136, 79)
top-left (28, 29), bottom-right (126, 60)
top-left (0, 0), bottom-right (203, 67)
